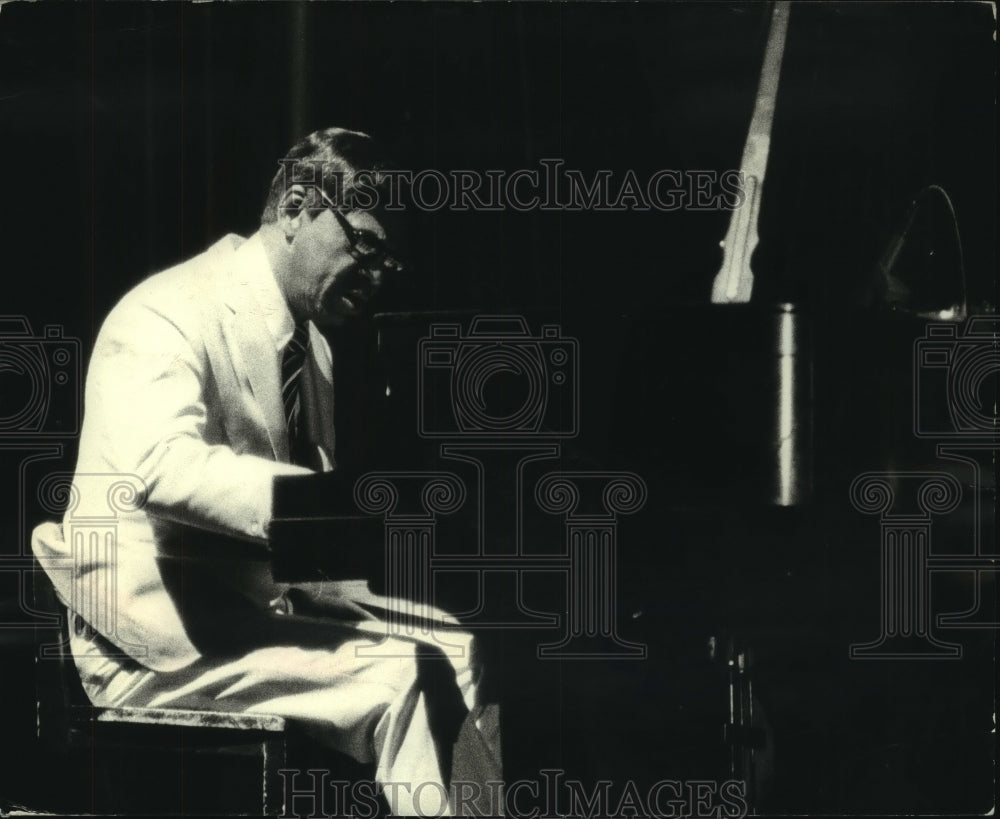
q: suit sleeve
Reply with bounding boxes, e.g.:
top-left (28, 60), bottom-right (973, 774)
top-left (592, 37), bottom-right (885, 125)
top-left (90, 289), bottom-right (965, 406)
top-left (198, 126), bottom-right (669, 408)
top-left (78, 292), bottom-right (310, 543)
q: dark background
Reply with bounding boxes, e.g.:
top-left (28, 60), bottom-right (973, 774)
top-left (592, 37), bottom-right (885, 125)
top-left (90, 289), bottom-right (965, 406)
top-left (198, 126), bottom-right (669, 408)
top-left (1, 2), bottom-right (995, 816)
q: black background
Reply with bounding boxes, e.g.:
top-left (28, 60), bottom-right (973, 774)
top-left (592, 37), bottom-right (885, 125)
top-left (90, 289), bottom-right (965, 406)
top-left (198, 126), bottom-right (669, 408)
top-left (1, 2), bottom-right (995, 816)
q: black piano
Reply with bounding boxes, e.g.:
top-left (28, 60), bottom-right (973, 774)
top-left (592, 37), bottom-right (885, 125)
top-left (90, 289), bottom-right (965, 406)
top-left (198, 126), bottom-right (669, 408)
top-left (269, 5), bottom-right (996, 810)
top-left (270, 299), bottom-right (996, 813)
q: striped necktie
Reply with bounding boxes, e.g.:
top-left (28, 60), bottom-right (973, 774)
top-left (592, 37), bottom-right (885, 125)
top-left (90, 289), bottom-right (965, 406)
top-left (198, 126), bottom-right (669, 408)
top-left (281, 321), bottom-right (310, 452)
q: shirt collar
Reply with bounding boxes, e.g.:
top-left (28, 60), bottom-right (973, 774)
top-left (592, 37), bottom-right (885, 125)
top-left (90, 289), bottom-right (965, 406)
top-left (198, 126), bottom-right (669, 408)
top-left (232, 232), bottom-right (296, 352)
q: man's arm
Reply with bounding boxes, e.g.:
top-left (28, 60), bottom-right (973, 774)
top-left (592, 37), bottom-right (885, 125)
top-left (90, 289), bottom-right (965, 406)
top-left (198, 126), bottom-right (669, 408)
top-left (78, 290), bottom-right (310, 542)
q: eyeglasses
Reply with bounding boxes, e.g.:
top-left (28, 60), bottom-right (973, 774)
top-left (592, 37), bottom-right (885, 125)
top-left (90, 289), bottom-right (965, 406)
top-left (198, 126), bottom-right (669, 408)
top-left (316, 188), bottom-right (405, 275)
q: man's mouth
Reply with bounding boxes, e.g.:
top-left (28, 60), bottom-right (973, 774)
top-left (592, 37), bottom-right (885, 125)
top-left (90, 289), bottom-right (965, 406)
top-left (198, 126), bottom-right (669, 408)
top-left (337, 290), bottom-right (367, 312)
top-left (323, 270), bottom-right (373, 316)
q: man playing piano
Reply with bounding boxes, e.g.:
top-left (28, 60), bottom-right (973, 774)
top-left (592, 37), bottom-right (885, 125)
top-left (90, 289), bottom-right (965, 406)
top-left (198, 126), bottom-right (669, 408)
top-left (32, 127), bottom-right (500, 816)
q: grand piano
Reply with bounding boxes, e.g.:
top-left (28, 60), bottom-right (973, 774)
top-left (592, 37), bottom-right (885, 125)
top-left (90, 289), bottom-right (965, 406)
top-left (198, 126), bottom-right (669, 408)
top-left (270, 295), bottom-right (995, 814)
top-left (269, 4), bottom-right (996, 813)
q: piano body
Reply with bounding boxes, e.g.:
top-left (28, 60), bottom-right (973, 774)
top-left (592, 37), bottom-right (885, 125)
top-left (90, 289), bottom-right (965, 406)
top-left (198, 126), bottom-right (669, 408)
top-left (270, 305), bottom-right (995, 812)
top-left (270, 4), bottom-right (996, 812)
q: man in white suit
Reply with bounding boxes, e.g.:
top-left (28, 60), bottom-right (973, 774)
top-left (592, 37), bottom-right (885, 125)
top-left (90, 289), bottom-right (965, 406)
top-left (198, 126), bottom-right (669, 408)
top-left (32, 127), bottom-right (500, 816)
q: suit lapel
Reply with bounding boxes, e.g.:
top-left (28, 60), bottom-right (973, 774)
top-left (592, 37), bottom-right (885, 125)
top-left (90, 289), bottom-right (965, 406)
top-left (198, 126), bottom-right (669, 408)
top-left (219, 267), bottom-right (289, 463)
top-left (214, 237), bottom-right (336, 470)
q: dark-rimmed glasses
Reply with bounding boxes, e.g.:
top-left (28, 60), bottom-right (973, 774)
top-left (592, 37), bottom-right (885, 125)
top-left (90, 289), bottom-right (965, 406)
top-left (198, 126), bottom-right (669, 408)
top-left (316, 188), bottom-right (405, 275)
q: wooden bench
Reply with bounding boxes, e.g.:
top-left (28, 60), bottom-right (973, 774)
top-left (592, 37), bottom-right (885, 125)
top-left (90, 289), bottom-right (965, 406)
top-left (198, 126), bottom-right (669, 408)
top-left (33, 566), bottom-right (289, 816)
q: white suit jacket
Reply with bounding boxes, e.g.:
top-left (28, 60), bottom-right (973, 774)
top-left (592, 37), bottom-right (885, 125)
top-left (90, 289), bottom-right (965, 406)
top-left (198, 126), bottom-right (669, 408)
top-left (33, 234), bottom-right (336, 672)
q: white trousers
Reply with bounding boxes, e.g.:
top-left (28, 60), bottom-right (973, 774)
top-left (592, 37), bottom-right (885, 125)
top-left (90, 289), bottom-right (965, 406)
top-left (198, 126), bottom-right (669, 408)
top-left (69, 592), bottom-right (502, 817)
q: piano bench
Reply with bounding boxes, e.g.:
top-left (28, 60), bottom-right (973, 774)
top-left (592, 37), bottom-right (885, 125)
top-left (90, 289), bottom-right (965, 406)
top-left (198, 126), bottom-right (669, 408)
top-left (61, 704), bottom-right (289, 816)
top-left (33, 566), bottom-right (381, 815)
top-left (32, 565), bottom-right (290, 815)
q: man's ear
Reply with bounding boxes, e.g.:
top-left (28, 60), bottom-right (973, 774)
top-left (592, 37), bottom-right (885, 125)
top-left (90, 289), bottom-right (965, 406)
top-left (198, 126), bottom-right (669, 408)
top-left (277, 185), bottom-right (310, 243)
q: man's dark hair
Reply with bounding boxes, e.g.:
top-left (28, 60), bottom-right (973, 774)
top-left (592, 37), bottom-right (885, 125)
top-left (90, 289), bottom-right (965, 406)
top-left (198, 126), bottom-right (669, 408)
top-left (260, 127), bottom-right (397, 224)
